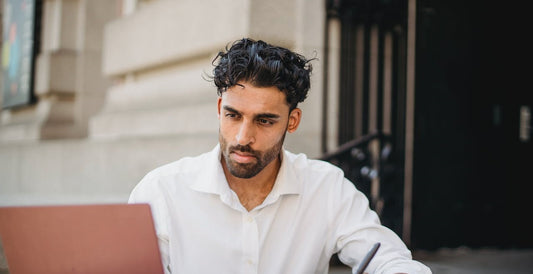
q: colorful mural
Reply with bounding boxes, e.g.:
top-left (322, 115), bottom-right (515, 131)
top-left (2, 0), bottom-right (37, 108)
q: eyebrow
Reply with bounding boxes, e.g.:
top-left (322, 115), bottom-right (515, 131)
top-left (222, 105), bottom-right (281, 120)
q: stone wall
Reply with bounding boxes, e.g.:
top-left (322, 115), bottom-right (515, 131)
top-left (0, 0), bottom-right (326, 206)
top-left (1, 1), bottom-right (327, 271)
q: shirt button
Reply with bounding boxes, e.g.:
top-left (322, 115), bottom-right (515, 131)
top-left (247, 216), bottom-right (253, 223)
top-left (247, 259), bottom-right (254, 265)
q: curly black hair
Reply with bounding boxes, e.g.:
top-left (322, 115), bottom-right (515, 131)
top-left (212, 38), bottom-right (314, 110)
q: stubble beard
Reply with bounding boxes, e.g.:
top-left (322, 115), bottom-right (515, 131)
top-left (220, 132), bottom-right (286, 179)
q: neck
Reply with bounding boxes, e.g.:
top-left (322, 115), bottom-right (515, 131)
top-left (221, 155), bottom-right (281, 211)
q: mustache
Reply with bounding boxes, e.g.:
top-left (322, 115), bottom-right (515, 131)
top-left (230, 144), bottom-right (258, 155)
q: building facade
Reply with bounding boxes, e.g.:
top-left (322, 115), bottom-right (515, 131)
top-left (3, 1), bottom-right (531, 265)
top-left (0, 0), bottom-right (327, 206)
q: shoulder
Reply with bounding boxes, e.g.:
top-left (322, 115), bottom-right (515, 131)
top-left (283, 149), bottom-right (347, 186)
top-left (129, 149), bottom-right (214, 202)
top-left (285, 150), bottom-right (345, 175)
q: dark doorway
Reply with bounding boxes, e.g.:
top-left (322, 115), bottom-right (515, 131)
top-left (324, 0), bottom-right (532, 250)
top-left (411, 0), bottom-right (533, 249)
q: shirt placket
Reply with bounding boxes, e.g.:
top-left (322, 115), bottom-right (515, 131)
top-left (241, 212), bottom-right (259, 274)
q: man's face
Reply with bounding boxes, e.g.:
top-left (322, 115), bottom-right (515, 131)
top-left (217, 82), bottom-right (301, 179)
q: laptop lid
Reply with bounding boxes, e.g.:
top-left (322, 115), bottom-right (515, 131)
top-left (0, 203), bottom-right (164, 274)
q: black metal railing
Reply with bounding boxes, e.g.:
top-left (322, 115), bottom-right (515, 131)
top-left (320, 132), bottom-right (403, 236)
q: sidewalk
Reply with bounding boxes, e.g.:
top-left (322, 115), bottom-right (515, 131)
top-left (2, 247), bottom-right (532, 274)
top-left (329, 247), bottom-right (533, 274)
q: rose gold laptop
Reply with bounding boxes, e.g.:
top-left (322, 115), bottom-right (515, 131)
top-left (0, 203), bottom-right (164, 274)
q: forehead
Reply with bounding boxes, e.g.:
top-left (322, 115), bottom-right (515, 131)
top-left (221, 83), bottom-right (289, 114)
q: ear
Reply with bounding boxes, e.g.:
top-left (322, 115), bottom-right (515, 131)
top-left (217, 97), bottom-right (222, 118)
top-left (287, 108), bottom-right (302, 133)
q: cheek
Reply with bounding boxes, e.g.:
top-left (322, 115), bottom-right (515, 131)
top-left (258, 128), bottom-right (285, 146)
top-left (219, 121), bottom-right (238, 139)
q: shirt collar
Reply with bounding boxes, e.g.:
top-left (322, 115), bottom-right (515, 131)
top-left (271, 148), bottom-right (301, 195)
top-left (189, 144), bottom-right (302, 196)
top-left (189, 144), bottom-right (229, 195)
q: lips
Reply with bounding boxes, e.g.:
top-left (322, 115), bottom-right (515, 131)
top-left (230, 150), bottom-right (257, 163)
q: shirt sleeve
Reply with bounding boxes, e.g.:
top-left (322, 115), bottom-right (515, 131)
top-left (330, 178), bottom-right (432, 274)
top-left (128, 176), bottom-right (172, 274)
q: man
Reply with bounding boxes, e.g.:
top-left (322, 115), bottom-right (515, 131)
top-left (129, 38), bottom-right (431, 274)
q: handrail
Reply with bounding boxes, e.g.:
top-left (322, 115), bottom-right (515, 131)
top-left (320, 131), bottom-right (383, 161)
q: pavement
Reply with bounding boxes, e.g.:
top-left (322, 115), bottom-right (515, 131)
top-left (329, 247), bottom-right (533, 274)
top-left (1, 247), bottom-right (532, 273)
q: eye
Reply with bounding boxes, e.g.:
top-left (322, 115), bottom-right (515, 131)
top-left (225, 112), bottom-right (239, 119)
top-left (257, 118), bottom-right (274, 126)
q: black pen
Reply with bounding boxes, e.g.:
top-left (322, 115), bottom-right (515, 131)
top-left (355, 242), bottom-right (381, 274)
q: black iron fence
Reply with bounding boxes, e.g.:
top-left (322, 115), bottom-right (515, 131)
top-left (320, 132), bottom-right (404, 236)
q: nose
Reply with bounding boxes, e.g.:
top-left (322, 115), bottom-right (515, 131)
top-left (236, 120), bottom-right (256, 146)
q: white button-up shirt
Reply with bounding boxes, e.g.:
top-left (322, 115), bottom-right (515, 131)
top-left (129, 145), bottom-right (431, 274)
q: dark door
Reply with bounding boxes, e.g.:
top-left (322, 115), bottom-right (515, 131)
top-left (324, 0), bottom-right (532, 250)
top-left (411, 0), bottom-right (533, 249)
